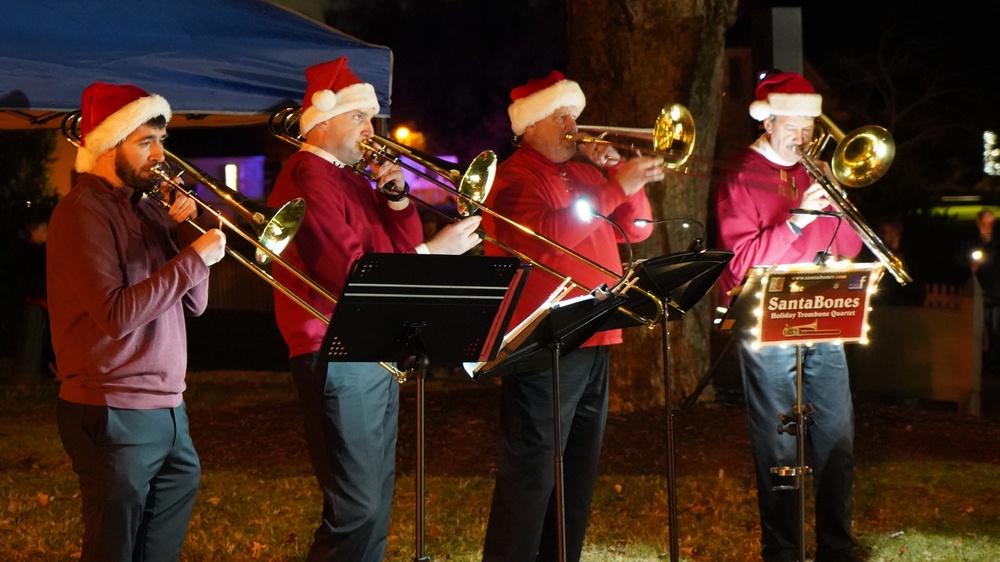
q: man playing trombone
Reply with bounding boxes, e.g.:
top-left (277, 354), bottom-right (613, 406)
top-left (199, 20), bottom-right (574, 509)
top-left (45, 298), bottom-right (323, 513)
top-left (47, 82), bottom-right (227, 562)
top-left (480, 70), bottom-right (664, 562)
top-left (266, 57), bottom-right (482, 562)
top-left (715, 71), bottom-right (863, 562)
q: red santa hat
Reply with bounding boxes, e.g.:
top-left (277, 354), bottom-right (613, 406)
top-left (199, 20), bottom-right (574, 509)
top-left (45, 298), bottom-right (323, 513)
top-left (748, 72), bottom-right (822, 121)
top-left (299, 56), bottom-right (380, 135)
top-left (75, 82), bottom-right (171, 173)
top-left (508, 70), bottom-right (586, 136)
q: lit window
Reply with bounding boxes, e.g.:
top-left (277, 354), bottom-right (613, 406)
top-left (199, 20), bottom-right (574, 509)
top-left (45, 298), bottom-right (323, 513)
top-left (225, 164), bottom-right (239, 191)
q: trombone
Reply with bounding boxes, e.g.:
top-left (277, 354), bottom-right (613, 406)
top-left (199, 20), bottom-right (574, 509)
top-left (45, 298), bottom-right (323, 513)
top-left (269, 107), bottom-right (497, 217)
top-left (268, 108), bottom-right (666, 329)
top-left (59, 112), bottom-right (411, 383)
top-left (798, 114), bottom-right (911, 285)
top-left (570, 103), bottom-right (697, 170)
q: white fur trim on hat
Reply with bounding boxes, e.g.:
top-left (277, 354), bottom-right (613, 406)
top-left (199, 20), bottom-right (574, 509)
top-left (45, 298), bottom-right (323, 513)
top-left (749, 92), bottom-right (822, 121)
top-left (300, 82), bottom-right (379, 135)
top-left (75, 95), bottom-right (171, 173)
top-left (508, 79), bottom-right (586, 136)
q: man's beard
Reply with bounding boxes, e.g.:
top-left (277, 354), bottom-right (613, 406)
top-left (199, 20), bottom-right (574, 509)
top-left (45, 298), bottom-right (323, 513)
top-left (114, 150), bottom-right (156, 192)
top-left (551, 140), bottom-right (578, 164)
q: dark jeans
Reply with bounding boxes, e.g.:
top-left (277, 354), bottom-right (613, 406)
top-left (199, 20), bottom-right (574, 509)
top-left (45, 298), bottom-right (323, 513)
top-left (736, 340), bottom-right (856, 562)
top-left (56, 400), bottom-right (200, 562)
top-left (482, 346), bottom-right (609, 562)
top-left (983, 303), bottom-right (1000, 373)
top-left (290, 354), bottom-right (398, 562)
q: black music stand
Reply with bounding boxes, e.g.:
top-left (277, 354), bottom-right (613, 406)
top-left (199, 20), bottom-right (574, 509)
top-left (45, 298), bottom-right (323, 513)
top-left (320, 253), bottom-right (527, 562)
top-left (600, 249), bottom-right (733, 562)
top-left (475, 290), bottom-right (625, 380)
top-left (602, 249), bottom-right (734, 328)
top-left (476, 289), bottom-right (627, 562)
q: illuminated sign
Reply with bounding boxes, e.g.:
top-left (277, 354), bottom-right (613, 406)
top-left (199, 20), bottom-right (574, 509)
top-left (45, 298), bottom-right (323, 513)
top-left (755, 263), bottom-right (881, 347)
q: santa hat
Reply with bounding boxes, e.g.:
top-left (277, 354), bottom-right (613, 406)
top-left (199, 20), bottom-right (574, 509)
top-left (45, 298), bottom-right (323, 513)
top-left (748, 72), bottom-right (822, 121)
top-left (75, 82), bottom-right (171, 173)
top-left (299, 57), bottom-right (380, 135)
top-left (508, 70), bottom-right (586, 136)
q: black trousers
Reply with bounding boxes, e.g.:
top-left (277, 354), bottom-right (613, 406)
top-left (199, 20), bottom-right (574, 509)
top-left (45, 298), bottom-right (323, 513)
top-left (482, 346), bottom-right (610, 562)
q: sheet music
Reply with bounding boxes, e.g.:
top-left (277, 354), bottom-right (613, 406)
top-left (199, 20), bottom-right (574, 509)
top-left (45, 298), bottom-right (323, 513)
top-left (464, 278), bottom-right (574, 378)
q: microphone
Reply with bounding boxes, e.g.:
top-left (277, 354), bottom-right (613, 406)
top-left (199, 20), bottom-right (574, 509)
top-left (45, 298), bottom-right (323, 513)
top-left (791, 208), bottom-right (842, 218)
top-left (634, 217), bottom-right (706, 254)
top-left (574, 197), bottom-right (636, 285)
top-left (790, 209), bottom-right (844, 265)
top-left (634, 216), bottom-right (705, 232)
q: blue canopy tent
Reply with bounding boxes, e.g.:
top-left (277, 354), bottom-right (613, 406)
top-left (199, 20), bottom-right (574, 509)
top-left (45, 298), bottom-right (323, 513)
top-left (0, 0), bottom-right (393, 129)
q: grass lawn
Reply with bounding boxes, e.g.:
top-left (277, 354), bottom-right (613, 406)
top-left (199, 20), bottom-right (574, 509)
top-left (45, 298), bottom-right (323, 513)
top-left (2, 370), bottom-right (999, 561)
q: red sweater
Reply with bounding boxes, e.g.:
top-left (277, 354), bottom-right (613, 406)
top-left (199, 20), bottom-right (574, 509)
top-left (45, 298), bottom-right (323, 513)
top-left (481, 144), bottom-right (653, 348)
top-left (715, 147), bottom-right (863, 300)
top-left (47, 174), bottom-right (211, 409)
top-left (268, 150), bottom-right (424, 357)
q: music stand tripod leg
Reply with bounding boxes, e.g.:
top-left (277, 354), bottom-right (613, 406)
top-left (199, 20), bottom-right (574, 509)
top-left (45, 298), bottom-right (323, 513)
top-left (681, 332), bottom-right (736, 410)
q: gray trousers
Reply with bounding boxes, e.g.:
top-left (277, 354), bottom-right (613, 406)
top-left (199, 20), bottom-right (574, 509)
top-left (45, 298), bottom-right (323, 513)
top-left (57, 399), bottom-right (200, 562)
top-left (291, 354), bottom-right (399, 562)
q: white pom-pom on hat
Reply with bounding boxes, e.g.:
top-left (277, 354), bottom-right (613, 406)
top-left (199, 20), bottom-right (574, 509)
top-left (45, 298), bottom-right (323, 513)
top-left (312, 90), bottom-right (338, 112)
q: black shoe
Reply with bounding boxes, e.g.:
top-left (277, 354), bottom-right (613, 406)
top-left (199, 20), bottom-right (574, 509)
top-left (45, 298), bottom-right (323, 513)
top-left (814, 546), bottom-right (864, 562)
top-left (762, 551), bottom-right (796, 562)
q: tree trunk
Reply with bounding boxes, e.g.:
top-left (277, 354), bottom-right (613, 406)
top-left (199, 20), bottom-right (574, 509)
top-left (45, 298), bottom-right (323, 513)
top-left (566, 0), bottom-right (739, 411)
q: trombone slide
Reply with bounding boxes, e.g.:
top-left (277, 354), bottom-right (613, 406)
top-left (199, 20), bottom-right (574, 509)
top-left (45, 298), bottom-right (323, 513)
top-left (800, 115), bottom-right (910, 285)
top-left (799, 155), bottom-right (912, 285)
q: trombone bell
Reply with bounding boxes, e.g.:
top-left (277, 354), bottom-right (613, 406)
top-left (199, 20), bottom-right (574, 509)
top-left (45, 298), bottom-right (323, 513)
top-left (653, 103), bottom-right (696, 169)
top-left (457, 151), bottom-right (497, 216)
top-left (252, 197), bottom-right (306, 264)
top-left (831, 125), bottom-right (895, 188)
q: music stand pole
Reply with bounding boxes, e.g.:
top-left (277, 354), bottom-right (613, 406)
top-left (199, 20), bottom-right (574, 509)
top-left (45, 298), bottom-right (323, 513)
top-left (550, 340), bottom-right (567, 562)
top-left (403, 337), bottom-right (432, 562)
top-left (771, 344), bottom-right (811, 562)
top-left (661, 319), bottom-right (679, 562)
top-left (794, 345), bottom-right (807, 562)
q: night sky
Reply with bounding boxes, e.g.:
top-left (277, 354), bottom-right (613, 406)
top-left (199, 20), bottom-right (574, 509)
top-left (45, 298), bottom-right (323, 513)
top-left (321, 1), bottom-right (1000, 173)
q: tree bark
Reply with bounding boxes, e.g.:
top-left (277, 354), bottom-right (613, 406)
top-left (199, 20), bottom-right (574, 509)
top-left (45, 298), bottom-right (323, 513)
top-left (566, 0), bottom-right (739, 411)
